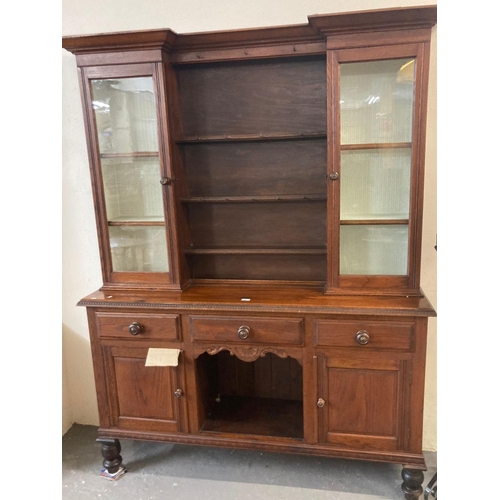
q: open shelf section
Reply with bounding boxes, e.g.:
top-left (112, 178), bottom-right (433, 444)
top-left (201, 395), bottom-right (304, 439)
top-left (196, 351), bottom-right (304, 439)
top-left (176, 56), bottom-right (326, 138)
top-left (189, 252), bottom-right (326, 281)
top-left (182, 140), bottom-right (326, 199)
top-left (175, 54), bottom-right (328, 283)
top-left (185, 197), bottom-right (326, 282)
top-left (188, 202), bottom-right (326, 248)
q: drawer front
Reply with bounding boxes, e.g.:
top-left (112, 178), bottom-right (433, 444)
top-left (190, 316), bottom-right (303, 345)
top-left (96, 312), bottom-right (180, 340)
top-left (315, 320), bottom-right (414, 351)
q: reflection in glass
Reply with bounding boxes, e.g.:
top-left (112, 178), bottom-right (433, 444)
top-left (109, 226), bottom-right (169, 273)
top-left (102, 157), bottom-right (165, 222)
top-left (340, 225), bottom-right (408, 275)
top-left (91, 77), bottom-right (159, 154)
top-left (340, 59), bottom-right (415, 145)
top-left (340, 148), bottom-right (411, 220)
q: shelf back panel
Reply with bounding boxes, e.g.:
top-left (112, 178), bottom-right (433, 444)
top-left (188, 201), bottom-right (326, 248)
top-left (183, 139), bottom-right (327, 198)
top-left (189, 253), bottom-right (326, 282)
top-left (176, 56), bottom-right (327, 137)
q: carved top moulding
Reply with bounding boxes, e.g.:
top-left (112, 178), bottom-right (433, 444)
top-left (62, 5), bottom-right (437, 65)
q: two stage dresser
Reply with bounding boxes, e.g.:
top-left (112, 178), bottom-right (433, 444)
top-left (63, 6), bottom-right (437, 498)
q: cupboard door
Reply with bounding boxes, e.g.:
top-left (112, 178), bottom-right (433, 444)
top-left (338, 57), bottom-right (414, 277)
top-left (102, 345), bottom-right (183, 433)
top-left (327, 43), bottom-right (430, 293)
top-left (81, 64), bottom-right (179, 287)
top-left (317, 352), bottom-right (411, 451)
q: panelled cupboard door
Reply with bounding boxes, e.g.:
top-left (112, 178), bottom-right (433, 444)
top-left (317, 351), bottom-right (412, 452)
top-left (102, 345), bottom-right (183, 433)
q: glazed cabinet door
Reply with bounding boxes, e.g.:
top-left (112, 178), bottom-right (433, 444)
top-left (316, 351), bottom-right (412, 452)
top-left (79, 63), bottom-right (180, 288)
top-left (326, 42), bottom-right (431, 293)
top-left (101, 345), bottom-right (184, 433)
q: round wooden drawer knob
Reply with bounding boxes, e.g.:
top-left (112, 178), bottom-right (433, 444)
top-left (238, 325), bottom-right (251, 340)
top-left (128, 322), bottom-right (144, 335)
top-left (356, 330), bottom-right (370, 345)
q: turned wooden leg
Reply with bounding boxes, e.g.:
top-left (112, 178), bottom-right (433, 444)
top-left (97, 438), bottom-right (122, 474)
top-left (401, 468), bottom-right (425, 499)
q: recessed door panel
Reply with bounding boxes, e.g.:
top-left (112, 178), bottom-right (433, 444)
top-left (318, 353), bottom-right (411, 451)
top-left (103, 346), bottom-right (181, 433)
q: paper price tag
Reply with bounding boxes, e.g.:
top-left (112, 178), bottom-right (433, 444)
top-left (145, 348), bottom-right (180, 367)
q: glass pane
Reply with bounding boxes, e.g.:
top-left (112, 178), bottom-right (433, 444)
top-left (340, 148), bottom-right (411, 220)
top-left (109, 226), bottom-right (169, 272)
top-left (91, 77), bottom-right (159, 154)
top-left (340, 225), bottom-right (408, 275)
top-left (340, 59), bottom-right (415, 144)
top-left (90, 76), bottom-right (170, 274)
top-left (102, 157), bottom-right (165, 222)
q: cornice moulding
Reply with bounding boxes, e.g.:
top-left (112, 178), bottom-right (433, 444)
top-left (62, 6), bottom-right (437, 55)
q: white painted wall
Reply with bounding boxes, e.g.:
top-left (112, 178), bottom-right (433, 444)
top-left (62, 332), bottom-right (73, 435)
top-left (62, 0), bottom-right (437, 451)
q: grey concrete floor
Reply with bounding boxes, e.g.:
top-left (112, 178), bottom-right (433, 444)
top-left (62, 424), bottom-right (436, 500)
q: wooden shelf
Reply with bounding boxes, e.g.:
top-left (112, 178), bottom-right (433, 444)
top-left (340, 219), bottom-right (409, 225)
top-left (176, 132), bottom-right (327, 144)
top-left (340, 143), bottom-right (411, 151)
top-left (181, 194), bottom-right (326, 203)
top-left (100, 152), bottom-right (159, 159)
top-left (108, 216), bottom-right (164, 226)
top-left (185, 246), bottom-right (327, 255)
top-left (201, 396), bottom-right (304, 439)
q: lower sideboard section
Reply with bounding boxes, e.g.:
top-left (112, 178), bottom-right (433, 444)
top-left (86, 307), bottom-right (429, 471)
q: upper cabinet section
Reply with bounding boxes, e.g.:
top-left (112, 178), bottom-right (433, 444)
top-left (63, 6), bottom-right (436, 295)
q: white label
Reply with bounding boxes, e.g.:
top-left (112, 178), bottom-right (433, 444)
top-left (145, 348), bottom-right (180, 367)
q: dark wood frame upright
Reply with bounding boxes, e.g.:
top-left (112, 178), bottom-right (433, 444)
top-left (63, 6), bottom-right (437, 500)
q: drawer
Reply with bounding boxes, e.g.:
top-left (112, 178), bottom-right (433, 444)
top-left (190, 316), bottom-right (303, 345)
top-left (96, 312), bottom-right (180, 340)
top-left (315, 320), bottom-right (414, 351)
